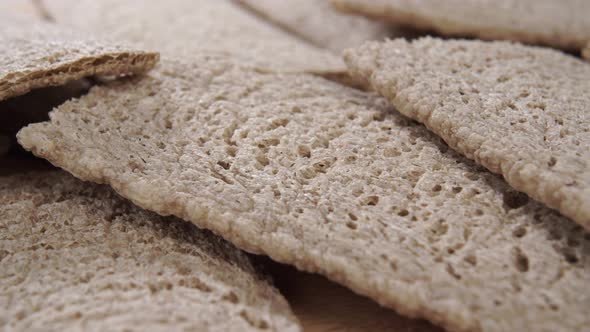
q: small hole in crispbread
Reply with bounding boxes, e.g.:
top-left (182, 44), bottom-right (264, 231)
top-left (512, 227), bottom-right (527, 238)
top-left (513, 247), bottom-right (529, 272)
top-left (503, 191), bottom-right (529, 209)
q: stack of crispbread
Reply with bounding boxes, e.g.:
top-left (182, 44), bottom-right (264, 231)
top-left (2, 1), bottom-right (589, 331)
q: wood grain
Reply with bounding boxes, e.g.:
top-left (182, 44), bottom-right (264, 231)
top-left (266, 260), bottom-right (444, 332)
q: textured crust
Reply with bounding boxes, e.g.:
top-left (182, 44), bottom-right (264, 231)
top-left (40, 0), bottom-right (345, 75)
top-left (0, 171), bottom-right (300, 332)
top-left (344, 38), bottom-right (590, 230)
top-left (0, 15), bottom-right (159, 102)
top-left (332, 0), bottom-right (590, 51)
top-left (236, 0), bottom-right (413, 53)
top-left (18, 56), bottom-right (590, 332)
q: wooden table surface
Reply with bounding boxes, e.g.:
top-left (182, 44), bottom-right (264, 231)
top-left (266, 261), bottom-right (443, 332)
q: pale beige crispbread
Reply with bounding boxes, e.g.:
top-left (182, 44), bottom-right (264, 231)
top-left (236, 0), bottom-right (413, 53)
top-left (0, 171), bottom-right (300, 332)
top-left (18, 55), bottom-right (590, 332)
top-left (39, 0), bottom-right (345, 75)
top-left (0, 15), bottom-right (158, 102)
top-left (332, 0), bottom-right (590, 51)
top-left (344, 38), bottom-right (590, 230)
top-left (0, 0), bottom-right (43, 20)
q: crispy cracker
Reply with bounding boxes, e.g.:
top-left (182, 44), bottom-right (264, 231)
top-left (0, 15), bottom-right (158, 101)
top-left (18, 56), bottom-right (590, 332)
top-left (236, 0), bottom-right (414, 53)
top-left (344, 38), bottom-right (590, 230)
top-left (40, 0), bottom-right (345, 74)
top-left (332, 0), bottom-right (590, 51)
top-left (0, 171), bottom-right (300, 331)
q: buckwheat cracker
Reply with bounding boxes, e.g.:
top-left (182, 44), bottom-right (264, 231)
top-left (332, 0), bottom-right (590, 51)
top-left (236, 0), bottom-right (413, 53)
top-left (344, 38), bottom-right (590, 230)
top-left (0, 15), bottom-right (158, 101)
top-left (18, 56), bottom-right (590, 332)
top-left (0, 171), bottom-right (300, 331)
top-left (39, 0), bottom-right (345, 74)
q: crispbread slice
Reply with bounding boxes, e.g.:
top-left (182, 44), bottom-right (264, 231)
top-left (0, 171), bottom-right (300, 332)
top-left (18, 56), bottom-right (590, 332)
top-left (332, 0), bottom-right (590, 51)
top-left (344, 38), bottom-right (590, 230)
top-left (0, 0), bottom-right (42, 20)
top-left (39, 0), bottom-right (345, 75)
top-left (236, 0), bottom-right (413, 53)
top-left (0, 15), bottom-right (159, 102)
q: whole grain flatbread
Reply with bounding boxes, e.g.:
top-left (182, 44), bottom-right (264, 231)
top-left (0, 0), bottom-right (43, 20)
top-left (0, 15), bottom-right (158, 102)
top-left (18, 55), bottom-right (590, 332)
top-left (0, 171), bottom-right (300, 331)
top-left (236, 0), bottom-right (414, 53)
top-left (332, 0), bottom-right (590, 51)
top-left (39, 0), bottom-right (344, 75)
top-left (344, 38), bottom-right (590, 230)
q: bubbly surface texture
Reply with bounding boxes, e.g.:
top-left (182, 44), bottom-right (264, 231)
top-left (345, 38), bottom-right (590, 229)
top-left (332, 0), bottom-right (590, 51)
top-left (18, 56), bottom-right (590, 332)
top-left (39, 0), bottom-right (345, 74)
top-left (0, 171), bottom-right (300, 332)
top-left (0, 15), bottom-right (158, 102)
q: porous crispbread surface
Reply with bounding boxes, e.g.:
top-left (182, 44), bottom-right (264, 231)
top-left (0, 15), bottom-right (159, 102)
top-left (236, 0), bottom-right (411, 53)
top-left (39, 0), bottom-right (345, 75)
top-left (0, 171), bottom-right (300, 332)
top-left (344, 38), bottom-right (590, 230)
top-left (331, 0), bottom-right (590, 51)
top-left (18, 56), bottom-right (590, 332)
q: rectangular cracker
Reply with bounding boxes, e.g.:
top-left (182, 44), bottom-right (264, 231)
top-left (332, 0), bottom-right (590, 51)
top-left (39, 0), bottom-right (345, 74)
top-left (344, 38), bottom-right (590, 230)
top-left (18, 55), bottom-right (590, 332)
top-left (236, 0), bottom-right (414, 53)
top-left (0, 171), bottom-right (300, 332)
top-left (0, 15), bottom-right (158, 102)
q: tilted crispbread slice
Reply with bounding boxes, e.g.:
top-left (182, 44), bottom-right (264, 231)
top-left (236, 0), bottom-right (414, 53)
top-left (0, 171), bottom-right (300, 331)
top-left (39, 0), bottom-right (344, 75)
top-left (18, 56), bottom-right (590, 332)
top-left (344, 38), bottom-right (590, 230)
top-left (0, 0), bottom-right (42, 20)
top-left (0, 15), bottom-right (159, 102)
top-left (332, 0), bottom-right (590, 51)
